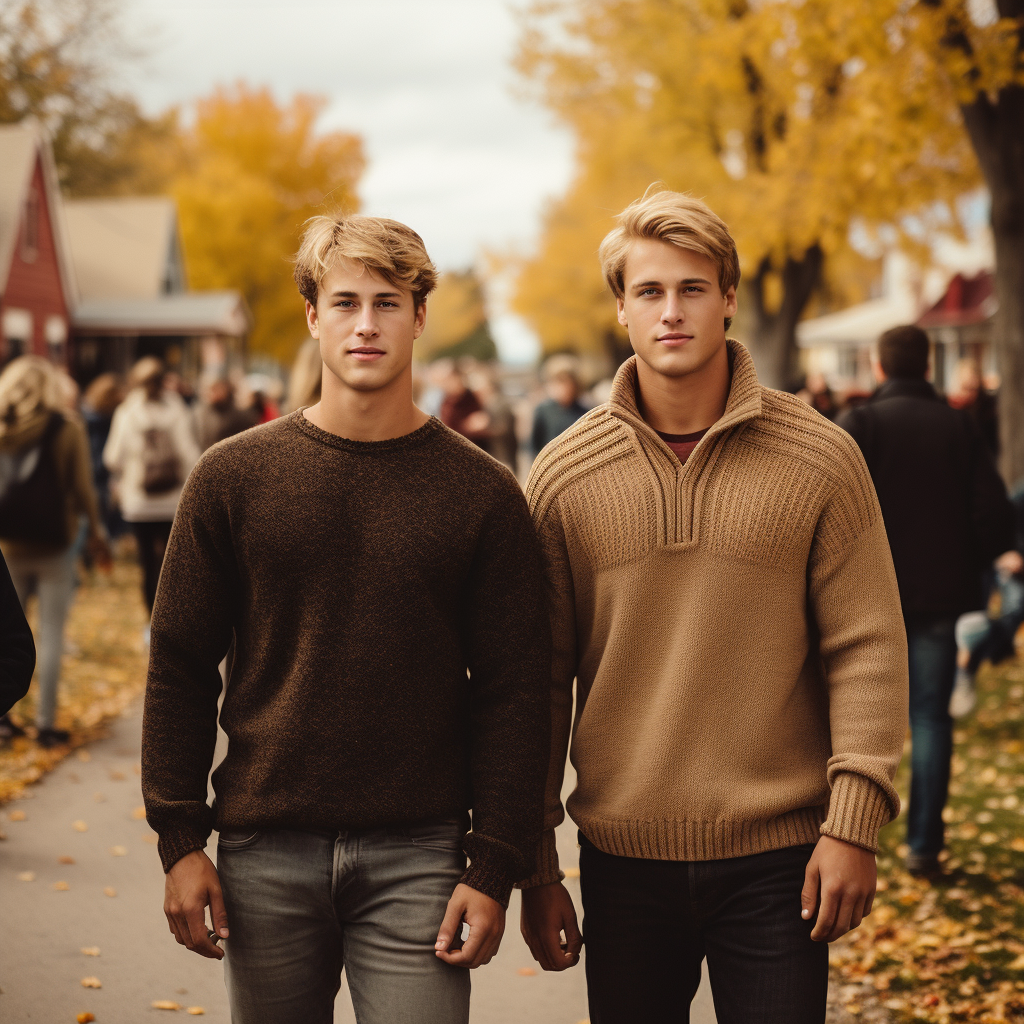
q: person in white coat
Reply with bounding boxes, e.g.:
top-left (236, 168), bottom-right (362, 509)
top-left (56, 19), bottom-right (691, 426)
top-left (104, 357), bottom-right (200, 621)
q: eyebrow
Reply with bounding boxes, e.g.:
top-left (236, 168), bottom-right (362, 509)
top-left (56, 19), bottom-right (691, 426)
top-left (329, 290), bottom-right (403, 299)
top-left (632, 277), bottom-right (712, 290)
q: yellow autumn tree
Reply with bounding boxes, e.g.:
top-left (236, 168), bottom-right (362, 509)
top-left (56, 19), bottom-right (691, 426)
top-left (514, 0), bottom-right (985, 385)
top-left (172, 84), bottom-right (364, 364)
top-left (415, 269), bottom-right (497, 362)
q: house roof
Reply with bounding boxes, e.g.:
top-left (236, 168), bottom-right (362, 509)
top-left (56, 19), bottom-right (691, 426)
top-left (796, 294), bottom-right (921, 349)
top-left (916, 271), bottom-right (997, 330)
top-left (72, 291), bottom-right (251, 337)
top-left (0, 118), bottom-right (78, 305)
top-left (64, 197), bottom-right (184, 301)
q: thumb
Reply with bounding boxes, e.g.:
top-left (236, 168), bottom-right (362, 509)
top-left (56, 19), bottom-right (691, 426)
top-left (209, 882), bottom-right (229, 939)
top-left (801, 859), bottom-right (820, 922)
top-left (435, 896), bottom-right (464, 952)
top-left (563, 910), bottom-right (583, 956)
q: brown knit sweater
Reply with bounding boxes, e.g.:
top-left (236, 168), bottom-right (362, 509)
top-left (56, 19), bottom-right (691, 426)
top-left (523, 341), bottom-right (909, 886)
top-left (142, 413), bottom-right (550, 906)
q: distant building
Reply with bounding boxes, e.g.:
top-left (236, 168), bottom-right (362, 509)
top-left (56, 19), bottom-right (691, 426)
top-left (0, 119), bottom-right (77, 365)
top-left (0, 119), bottom-right (250, 383)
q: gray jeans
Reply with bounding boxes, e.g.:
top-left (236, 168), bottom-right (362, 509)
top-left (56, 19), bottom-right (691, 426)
top-left (216, 820), bottom-right (471, 1024)
top-left (7, 547), bottom-right (76, 729)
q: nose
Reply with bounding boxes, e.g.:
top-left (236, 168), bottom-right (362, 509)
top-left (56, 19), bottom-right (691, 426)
top-left (355, 307), bottom-right (380, 339)
top-left (661, 294), bottom-right (684, 324)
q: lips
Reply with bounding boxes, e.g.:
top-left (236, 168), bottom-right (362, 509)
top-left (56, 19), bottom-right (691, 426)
top-left (658, 334), bottom-right (693, 345)
top-left (349, 346), bottom-right (385, 360)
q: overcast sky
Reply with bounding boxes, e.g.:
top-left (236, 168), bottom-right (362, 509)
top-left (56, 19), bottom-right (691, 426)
top-left (121, 0), bottom-right (575, 362)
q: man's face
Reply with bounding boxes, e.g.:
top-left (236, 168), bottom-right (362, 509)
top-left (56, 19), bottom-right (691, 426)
top-left (617, 239), bottom-right (736, 379)
top-left (306, 259), bottom-right (425, 394)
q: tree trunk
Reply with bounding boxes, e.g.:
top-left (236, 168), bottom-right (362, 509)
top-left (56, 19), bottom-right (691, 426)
top-left (958, 84), bottom-right (1024, 487)
top-left (745, 244), bottom-right (824, 390)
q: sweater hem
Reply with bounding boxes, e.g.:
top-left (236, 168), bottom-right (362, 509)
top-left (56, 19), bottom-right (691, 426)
top-left (575, 807), bottom-right (827, 862)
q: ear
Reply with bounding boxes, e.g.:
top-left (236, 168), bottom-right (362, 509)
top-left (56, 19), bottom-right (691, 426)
top-left (616, 297), bottom-right (628, 329)
top-left (723, 285), bottom-right (737, 320)
top-left (305, 298), bottom-right (320, 340)
top-left (413, 302), bottom-right (427, 340)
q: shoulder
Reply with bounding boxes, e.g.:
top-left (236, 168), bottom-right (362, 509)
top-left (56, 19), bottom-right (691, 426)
top-left (525, 406), bottom-right (631, 520)
top-left (431, 421), bottom-right (526, 506)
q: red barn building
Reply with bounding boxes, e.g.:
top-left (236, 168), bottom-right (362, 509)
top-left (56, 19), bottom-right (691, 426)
top-left (0, 119), bottom-right (77, 366)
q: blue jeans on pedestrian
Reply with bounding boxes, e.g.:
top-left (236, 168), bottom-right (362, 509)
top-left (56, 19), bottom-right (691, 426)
top-left (578, 834), bottom-right (828, 1024)
top-left (906, 617), bottom-right (958, 857)
top-left (216, 819), bottom-right (472, 1024)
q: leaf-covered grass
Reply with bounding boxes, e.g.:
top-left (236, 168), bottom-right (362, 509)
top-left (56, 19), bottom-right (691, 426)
top-left (830, 657), bottom-right (1024, 1023)
top-left (0, 555), bottom-right (148, 806)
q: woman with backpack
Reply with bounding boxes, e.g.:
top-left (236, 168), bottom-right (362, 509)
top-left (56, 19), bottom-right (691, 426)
top-left (103, 357), bottom-right (200, 630)
top-left (0, 356), bottom-right (110, 747)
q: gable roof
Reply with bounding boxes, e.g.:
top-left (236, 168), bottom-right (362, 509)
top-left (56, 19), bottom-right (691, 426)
top-left (916, 271), bottom-right (997, 330)
top-left (73, 291), bottom-right (251, 337)
top-left (0, 118), bottom-right (78, 305)
top-left (64, 196), bottom-right (185, 301)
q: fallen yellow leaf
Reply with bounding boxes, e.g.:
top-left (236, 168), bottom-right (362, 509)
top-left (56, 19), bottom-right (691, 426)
top-left (80, 946), bottom-right (101, 956)
top-left (1010, 837), bottom-right (1024, 853)
top-left (563, 867), bottom-right (581, 879)
top-left (77, 1013), bottom-right (96, 1023)
top-left (151, 1000), bottom-right (181, 1010)
top-left (9, 809), bottom-right (26, 821)
top-left (73, 821), bottom-right (88, 832)
top-left (1009, 954), bottom-right (1024, 970)
top-left (109, 846), bottom-right (127, 857)
top-left (517, 967), bottom-right (536, 976)
top-left (76, 749), bottom-right (92, 762)
top-left (58, 855), bottom-right (76, 864)
top-left (108, 769), bottom-right (126, 781)
top-left (54, 881), bottom-right (70, 891)
top-left (141, 833), bottom-right (157, 845)
top-left (131, 806), bottom-right (147, 820)
top-left (17, 871), bottom-right (34, 882)
top-left (980, 832), bottom-right (999, 845)
top-left (186, 1009), bottom-right (206, 1016)
top-left (80, 976), bottom-right (101, 988)
top-left (93, 793), bottom-right (105, 803)
top-left (103, 886), bottom-right (117, 897)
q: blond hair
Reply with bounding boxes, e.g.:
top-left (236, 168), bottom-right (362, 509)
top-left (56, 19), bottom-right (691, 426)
top-left (599, 190), bottom-right (741, 301)
top-left (294, 214), bottom-right (438, 308)
top-left (0, 355), bottom-right (63, 448)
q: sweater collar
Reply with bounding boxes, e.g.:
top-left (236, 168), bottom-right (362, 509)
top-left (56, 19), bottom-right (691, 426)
top-left (607, 338), bottom-right (763, 443)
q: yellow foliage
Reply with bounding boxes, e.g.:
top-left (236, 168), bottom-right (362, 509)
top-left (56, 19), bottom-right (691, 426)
top-left (172, 84), bottom-right (364, 364)
top-left (416, 270), bottom-right (488, 359)
top-left (513, 0), bottom-right (992, 357)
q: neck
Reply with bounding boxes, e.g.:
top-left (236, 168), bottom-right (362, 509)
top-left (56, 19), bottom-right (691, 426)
top-left (305, 365), bottom-right (429, 442)
top-left (634, 342), bottom-right (731, 435)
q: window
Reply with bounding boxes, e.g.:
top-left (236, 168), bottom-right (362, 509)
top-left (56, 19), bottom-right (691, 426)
top-left (21, 187), bottom-right (39, 262)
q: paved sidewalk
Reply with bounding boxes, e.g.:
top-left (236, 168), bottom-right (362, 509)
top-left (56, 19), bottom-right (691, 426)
top-left (1, 701), bottom-right (716, 1023)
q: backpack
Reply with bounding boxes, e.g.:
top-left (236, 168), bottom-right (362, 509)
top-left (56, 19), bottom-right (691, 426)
top-left (141, 426), bottom-right (182, 495)
top-left (0, 413), bottom-right (68, 545)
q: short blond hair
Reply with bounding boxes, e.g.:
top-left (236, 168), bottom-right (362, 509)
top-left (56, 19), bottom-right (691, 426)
top-left (599, 190), bottom-right (741, 300)
top-left (294, 214), bottom-right (438, 308)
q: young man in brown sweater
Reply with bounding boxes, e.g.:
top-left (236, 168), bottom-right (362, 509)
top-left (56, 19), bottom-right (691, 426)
top-left (519, 191), bottom-right (909, 1023)
top-left (142, 215), bottom-right (550, 1024)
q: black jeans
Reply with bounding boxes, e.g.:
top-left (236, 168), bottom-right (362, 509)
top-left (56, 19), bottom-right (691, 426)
top-left (579, 834), bottom-right (828, 1024)
top-left (131, 520), bottom-right (173, 614)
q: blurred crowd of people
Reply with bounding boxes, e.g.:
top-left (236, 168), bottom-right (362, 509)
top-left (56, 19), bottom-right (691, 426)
top-left (0, 353), bottom-right (286, 747)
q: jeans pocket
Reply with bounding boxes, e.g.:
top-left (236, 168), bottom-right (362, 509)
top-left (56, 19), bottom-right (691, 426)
top-left (217, 829), bottom-right (263, 850)
top-left (407, 818), bottom-right (466, 853)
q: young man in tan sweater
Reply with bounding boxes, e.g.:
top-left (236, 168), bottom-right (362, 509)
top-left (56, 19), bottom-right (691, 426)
top-left (519, 191), bottom-right (909, 1023)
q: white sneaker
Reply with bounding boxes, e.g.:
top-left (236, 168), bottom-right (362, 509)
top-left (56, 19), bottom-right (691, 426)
top-left (949, 669), bottom-right (976, 718)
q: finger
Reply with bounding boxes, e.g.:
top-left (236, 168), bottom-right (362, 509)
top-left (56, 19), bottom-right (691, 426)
top-left (828, 895), bottom-right (857, 943)
top-left (184, 903), bottom-right (224, 959)
top-left (864, 888), bottom-right (876, 918)
top-left (810, 887), bottom-right (838, 942)
top-left (435, 899), bottom-right (464, 954)
top-left (800, 860), bottom-right (820, 924)
top-left (166, 910), bottom-right (186, 945)
top-left (453, 918), bottom-right (489, 966)
top-left (209, 882), bottom-right (230, 939)
top-left (563, 913), bottom-right (583, 957)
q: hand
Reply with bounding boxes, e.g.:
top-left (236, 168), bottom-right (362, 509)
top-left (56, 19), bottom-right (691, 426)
top-left (996, 550), bottom-right (1024, 576)
top-left (434, 883), bottom-right (505, 968)
top-left (801, 835), bottom-right (876, 942)
top-left (164, 849), bottom-right (228, 959)
top-left (87, 533), bottom-right (113, 573)
top-left (521, 881), bottom-right (583, 971)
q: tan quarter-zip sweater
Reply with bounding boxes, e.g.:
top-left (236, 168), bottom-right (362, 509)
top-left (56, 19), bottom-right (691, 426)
top-left (523, 340), bottom-right (909, 885)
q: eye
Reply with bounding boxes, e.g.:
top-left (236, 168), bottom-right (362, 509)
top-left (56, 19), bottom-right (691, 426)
top-left (378, 301), bottom-right (399, 308)
top-left (640, 288), bottom-right (659, 296)
top-left (336, 299), bottom-right (355, 308)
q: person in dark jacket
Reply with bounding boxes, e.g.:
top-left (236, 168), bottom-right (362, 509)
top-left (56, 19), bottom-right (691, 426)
top-left (529, 361), bottom-right (588, 458)
top-left (837, 325), bottom-right (1015, 876)
top-left (0, 549), bottom-right (35, 722)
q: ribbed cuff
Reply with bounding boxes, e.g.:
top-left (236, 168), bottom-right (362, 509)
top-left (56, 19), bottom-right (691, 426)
top-left (820, 772), bottom-right (894, 852)
top-left (517, 829), bottom-right (563, 889)
top-left (157, 824), bottom-right (210, 873)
